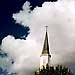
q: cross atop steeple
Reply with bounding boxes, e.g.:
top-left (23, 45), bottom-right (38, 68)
top-left (45, 25), bottom-right (48, 32)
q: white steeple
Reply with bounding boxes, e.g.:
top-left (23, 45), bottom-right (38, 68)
top-left (40, 26), bottom-right (51, 69)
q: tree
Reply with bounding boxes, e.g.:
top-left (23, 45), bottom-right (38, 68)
top-left (35, 65), bottom-right (74, 75)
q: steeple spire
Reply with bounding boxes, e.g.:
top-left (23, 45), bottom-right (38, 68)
top-left (40, 26), bottom-right (51, 69)
top-left (41, 26), bottom-right (51, 56)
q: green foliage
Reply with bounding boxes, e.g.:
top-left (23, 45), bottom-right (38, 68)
top-left (35, 64), bottom-right (74, 75)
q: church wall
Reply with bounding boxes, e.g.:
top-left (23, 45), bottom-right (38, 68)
top-left (40, 55), bottom-right (50, 69)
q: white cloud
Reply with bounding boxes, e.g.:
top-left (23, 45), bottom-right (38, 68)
top-left (13, 0), bottom-right (75, 64)
top-left (1, 35), bottom-right (40, 75)
top-left (1, 0), bottom-right (75, 75)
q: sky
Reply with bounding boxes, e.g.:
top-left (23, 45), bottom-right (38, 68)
top-left (0, 0), bottom-right (75, 75)
top-left (0, 0), bottom-right (56, 44)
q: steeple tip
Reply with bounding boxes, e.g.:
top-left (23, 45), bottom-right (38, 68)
top-left (45, 25), bottom-right (48, 32)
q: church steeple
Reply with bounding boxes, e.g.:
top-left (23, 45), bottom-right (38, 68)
top-left (41, 26), bottom-right (51, 56)
top-left (40, 26), bottom-right (51, 69)
top-left (42, 30), bottom-right (50, 55)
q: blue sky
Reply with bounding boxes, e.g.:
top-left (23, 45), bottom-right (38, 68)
top-left (0, 0), bottom-right (56, 44)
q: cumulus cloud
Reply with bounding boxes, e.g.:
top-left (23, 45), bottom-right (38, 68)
top-left (1, 35), bottom-right (40, 75)
top-left (13, 0), bottom-right (75, 64)
top-left (1, 0), bottom-right (75, 75)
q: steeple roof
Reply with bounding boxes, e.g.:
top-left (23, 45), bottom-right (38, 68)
top-left (41, 29), bottom-right (50, 55)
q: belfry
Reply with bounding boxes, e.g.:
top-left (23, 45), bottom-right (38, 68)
top-left (40, 26), bottom-right (51, 69)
